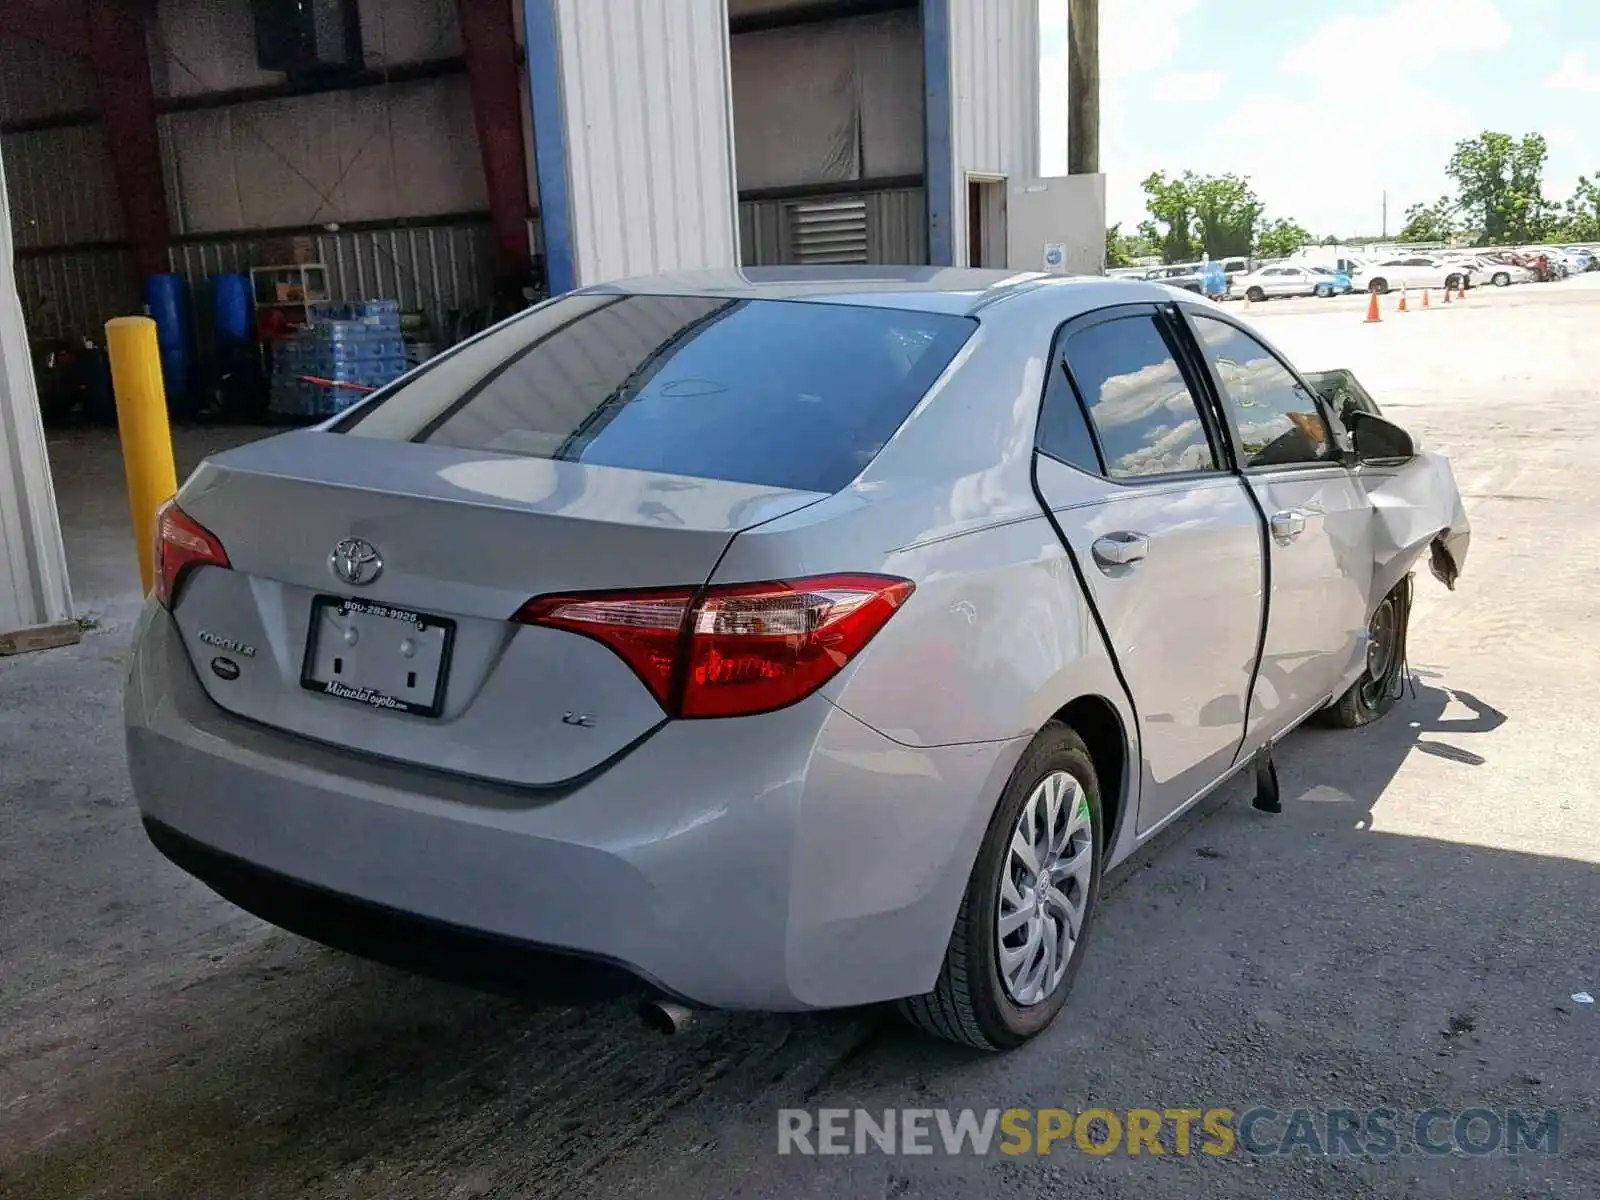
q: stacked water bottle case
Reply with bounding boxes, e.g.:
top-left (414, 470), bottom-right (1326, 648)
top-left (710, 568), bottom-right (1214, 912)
top-left (269, 300), bottom-right (409, 418)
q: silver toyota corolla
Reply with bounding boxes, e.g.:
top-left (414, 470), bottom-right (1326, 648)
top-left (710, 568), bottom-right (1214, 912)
top-left (125, 268), bottom-right (1470, 1050)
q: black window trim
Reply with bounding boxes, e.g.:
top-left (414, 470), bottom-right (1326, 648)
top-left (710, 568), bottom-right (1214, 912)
top-left (1169, 303), bottom-right (1351, 476)
top-left (1032, 302), bottom-right (1232, 487)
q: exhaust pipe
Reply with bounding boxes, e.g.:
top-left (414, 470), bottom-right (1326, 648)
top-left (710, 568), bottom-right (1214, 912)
top-left (639, 999), bottom-right (696, 1035)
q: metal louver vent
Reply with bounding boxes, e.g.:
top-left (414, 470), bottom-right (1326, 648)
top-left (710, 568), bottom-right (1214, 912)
top-left (788, 198), bottom-right (869, 265)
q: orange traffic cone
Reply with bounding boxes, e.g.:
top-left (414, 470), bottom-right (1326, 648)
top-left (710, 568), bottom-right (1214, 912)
top-left (1458, 282), bottom-right (1467, 300)
top-left (1397, 289), bottom-right (1408, 313)
top-left (1443, 286), bottom-right (1452, 304)
top-left (1422, 288), bottom-right (1431, 307)
top-left (1364, 291), bottom-right (1382, 323)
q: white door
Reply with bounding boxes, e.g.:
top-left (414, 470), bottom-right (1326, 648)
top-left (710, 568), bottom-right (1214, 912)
top-left (1033, 304), bottom-right (1264, 832)
top-left (1277, 267), bottom-right (1312, 296)
top-left (1182, 310), bottom-right (1375, 741)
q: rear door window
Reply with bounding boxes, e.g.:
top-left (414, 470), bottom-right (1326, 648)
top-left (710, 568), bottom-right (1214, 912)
top-left (337, 294), bottom-right (975, 495)
top-left (1054, 314), bottom-right (1219, 479)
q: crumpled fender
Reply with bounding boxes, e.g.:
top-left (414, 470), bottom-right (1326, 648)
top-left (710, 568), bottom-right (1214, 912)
top-left (1360, 449), bottom-right (1471, 599)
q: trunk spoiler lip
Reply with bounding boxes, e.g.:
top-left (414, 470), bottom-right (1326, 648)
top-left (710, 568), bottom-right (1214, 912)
top-left (183, 429), bottom-right (832, 535)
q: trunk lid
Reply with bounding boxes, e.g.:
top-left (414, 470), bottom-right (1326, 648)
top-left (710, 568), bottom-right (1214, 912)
top-left (169, 430), bottom-right (826, 786)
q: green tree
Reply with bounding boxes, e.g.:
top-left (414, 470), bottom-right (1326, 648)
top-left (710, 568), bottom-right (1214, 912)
top-left (1106, 225), bottom-right (1132, 268)
top-left (1557, 173), bottom-right (1600, 241)
top-left (1140, 171), bottom-right (1197, 263)
top-left (1105, 222), bottom-right (1157, 268)
top-left (1256, 218), bottom-right (1313, 259)
top-left (1396, 197), bottom-right (1456, 244)
top-left (1446, 132), bottom-right (1556, 245)
top-left (1191, 173), bottom-right (1263, 259)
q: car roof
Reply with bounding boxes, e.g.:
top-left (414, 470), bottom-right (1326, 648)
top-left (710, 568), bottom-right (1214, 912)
top-left (580, 266), bottom-right (1199, 317)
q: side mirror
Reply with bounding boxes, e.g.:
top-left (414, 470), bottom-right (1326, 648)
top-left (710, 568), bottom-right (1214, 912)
top-left (1348, 409), bottom-right (1415, 464)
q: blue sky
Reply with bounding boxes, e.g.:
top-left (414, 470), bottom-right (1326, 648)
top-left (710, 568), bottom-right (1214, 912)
top-left (1038, 0), bottom-right (1600, 238)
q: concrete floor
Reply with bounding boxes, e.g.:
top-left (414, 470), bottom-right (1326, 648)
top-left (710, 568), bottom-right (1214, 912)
top-left (49, 425), bottom-right (271, 621)
top-left (3, 276), bottom-right (1598, 1199)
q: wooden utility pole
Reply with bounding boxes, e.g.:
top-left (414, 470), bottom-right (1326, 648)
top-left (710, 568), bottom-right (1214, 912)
top-left (1067, 0), bottom-right (1099, 175)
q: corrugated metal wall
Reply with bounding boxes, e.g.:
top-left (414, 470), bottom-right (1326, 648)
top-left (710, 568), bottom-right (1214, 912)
top-left (3, 126), bottom-right (125, 249)
top-left (1, 0), bottom-right (495, 343)
top-left (1, 34), bottom-right (131, 341)
top-left (0, 36), bottom-right (96, 124)
top-left (168, 221), bottom-right (496, 338)
top-left (149, 0), bottom-right (464, 95)
top-left (148, 0), bottom-right (484, 234)
top-left (738, 187), bottom-right (927, 267)
top-left (157, 78), bottom-right (487, 235)
top-left (14, 250), bottom-right (139, 343)
top-left (552, 0), bottom-right (739, 285)
top-left (16, 222), bottom-right (493, 344)
top-left (946, 0), bottom-right (1039, 266)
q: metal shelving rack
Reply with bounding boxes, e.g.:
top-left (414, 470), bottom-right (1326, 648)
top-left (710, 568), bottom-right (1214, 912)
top-left (249, 263), bottom-right (331, 325)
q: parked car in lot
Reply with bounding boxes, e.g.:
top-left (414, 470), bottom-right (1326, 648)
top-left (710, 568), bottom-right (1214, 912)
top-left (1540, 248), bottom-right (1583, 276)
top-left (1228, 263), bottom-right (1337, 301)
top-left (1441, 255), bottom-right (1533, 287)
top-left (1507, 251), bottom-right (1557, 282)
top-left (1217, 257), bottom-right (1252, 292)
top-left (1309, 266), bottom-right (1354, 295)
top-left (1143, 260), bottom-right (1228, 298)
top-left (1559, 246), bottom-right (1597, 271)
top-left (1351, 255), bottom-right (1474, 294)
top-left (125, 268), bottom-right (1471, 1051)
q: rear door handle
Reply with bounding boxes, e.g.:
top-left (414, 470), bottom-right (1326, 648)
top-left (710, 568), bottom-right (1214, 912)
top-left (1091, 531), bottom-right (1149, 568)
top-left (1270, 509), bottom-right (1308, 541)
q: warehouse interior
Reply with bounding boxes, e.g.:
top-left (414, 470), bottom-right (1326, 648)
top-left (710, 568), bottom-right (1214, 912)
top-left (1, 0), bottom-right (1101, 641)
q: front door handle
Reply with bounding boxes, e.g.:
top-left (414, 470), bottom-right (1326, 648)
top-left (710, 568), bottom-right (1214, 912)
top-left (1270, 509), bottom-right (1307, 541)
top-left (1092, 531), bottom-right (1150, 568)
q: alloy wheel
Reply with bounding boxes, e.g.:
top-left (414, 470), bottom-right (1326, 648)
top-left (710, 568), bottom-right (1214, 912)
top-left (996, 771), bottom-right (1094, 1006)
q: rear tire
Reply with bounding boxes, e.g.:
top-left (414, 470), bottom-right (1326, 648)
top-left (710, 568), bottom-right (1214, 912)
top-left (899, 723), bottom-right (1104, 1051)
top-left (1493, 271), bottom-right (1510, 287)
top-left (1246, 286), bottom-right (1265, 303)
top-left (1368, 278), bottom-right (1389, 295)
top-left (1318, 578), bottom-right (1412, 729)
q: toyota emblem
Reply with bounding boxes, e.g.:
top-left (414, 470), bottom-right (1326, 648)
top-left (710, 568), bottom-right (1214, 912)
top-left (330, 537), bottom-right (384, 587)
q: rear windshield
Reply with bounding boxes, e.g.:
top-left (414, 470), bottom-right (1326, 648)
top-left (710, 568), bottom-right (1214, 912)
top-left (335, 293), bottom-right (976, 494)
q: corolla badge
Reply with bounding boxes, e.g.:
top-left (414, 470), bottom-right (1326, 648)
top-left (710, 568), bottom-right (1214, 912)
top-left (197, 630), bottom-right (256, 658)
top-left (330, 538), bottom-right (384, 587)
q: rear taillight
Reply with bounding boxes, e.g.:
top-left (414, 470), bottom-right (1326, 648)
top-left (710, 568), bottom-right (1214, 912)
top-left (155, 500), bottom-right (230, 608)
top-left (515, 574), bottom-right (914, 718)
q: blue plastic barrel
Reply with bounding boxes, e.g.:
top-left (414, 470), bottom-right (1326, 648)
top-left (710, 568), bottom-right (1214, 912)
top-left (212, 272), bottom-right (254, 345)
top-left (143, 273), bottom-right (194, 405)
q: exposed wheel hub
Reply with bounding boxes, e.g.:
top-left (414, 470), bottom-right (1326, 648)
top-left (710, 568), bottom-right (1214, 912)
top-left (1362, 595), bottom-right (1401, 703)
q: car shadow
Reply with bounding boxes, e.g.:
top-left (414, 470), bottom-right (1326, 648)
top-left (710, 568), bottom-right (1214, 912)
top-left (8, 677), bottom-right (1592, 1200)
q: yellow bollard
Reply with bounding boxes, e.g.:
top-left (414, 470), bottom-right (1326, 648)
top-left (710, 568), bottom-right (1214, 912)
top-left (104, 316), bottom-right (179, 595)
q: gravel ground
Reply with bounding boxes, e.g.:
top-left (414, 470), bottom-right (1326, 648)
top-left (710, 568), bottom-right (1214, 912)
top-left (2, 274), bottom-right (1598, 1200)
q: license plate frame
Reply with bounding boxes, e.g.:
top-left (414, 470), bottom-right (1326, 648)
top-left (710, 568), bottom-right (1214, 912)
top-left (300, 595), bottom-right (456, 719)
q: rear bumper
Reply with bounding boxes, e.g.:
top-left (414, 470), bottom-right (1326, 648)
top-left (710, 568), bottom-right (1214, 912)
top-left (125, 603), bottom-right (1026, 1011)
top-left (142, 817), bottom-right (670, 1003)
